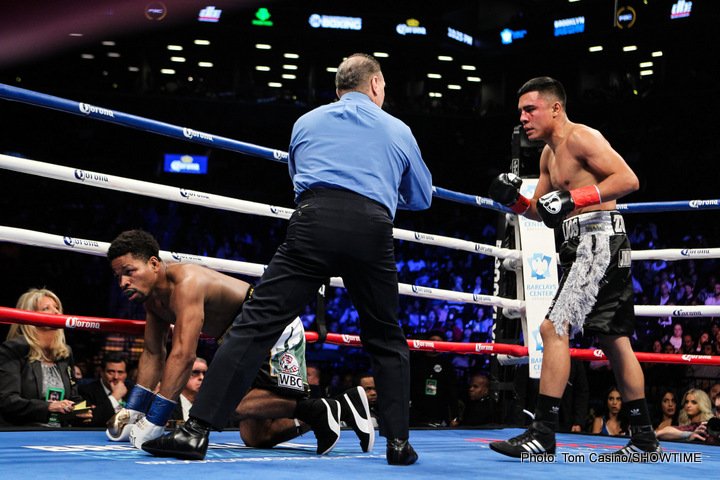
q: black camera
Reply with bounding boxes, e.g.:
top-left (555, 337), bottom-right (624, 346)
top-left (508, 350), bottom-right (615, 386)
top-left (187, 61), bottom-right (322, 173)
top-left (706, 417), bottom-right (720, 439)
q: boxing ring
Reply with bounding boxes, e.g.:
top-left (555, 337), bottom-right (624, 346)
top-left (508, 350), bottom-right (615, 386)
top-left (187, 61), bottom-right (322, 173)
top-left (1, 428), bottom-right (717, 479)
top-left (1, 83), bottom-right (720, 476)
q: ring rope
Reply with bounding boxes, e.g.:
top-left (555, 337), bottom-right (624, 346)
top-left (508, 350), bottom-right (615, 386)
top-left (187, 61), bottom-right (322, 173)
top-left (2, 306), bottom-right (719, 366)
top-left (3, 84), bottom-right (720, 370)
top-left (2, 83), bottom-right (719, 214)
top-left (4, 225), bottom-right (720, 319)
top-left (0, 83), bottom-right (489, 209)
top-left (0, 83), bottom-right (288, 163)
top-left (0, 153), bottom-right (521, 261)
top-left (4, 153), bottom-right (718, 265)
top-left (0, 226), bottom-right (525, 312)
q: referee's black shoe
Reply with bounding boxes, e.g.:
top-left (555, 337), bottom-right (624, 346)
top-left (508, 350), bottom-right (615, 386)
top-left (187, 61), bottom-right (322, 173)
top-left (489, 422), bottom-right (556, 458)
top-left (141, 417), bottom-right (210, 461)
top-left (386, 438), bottom-right (418, 465)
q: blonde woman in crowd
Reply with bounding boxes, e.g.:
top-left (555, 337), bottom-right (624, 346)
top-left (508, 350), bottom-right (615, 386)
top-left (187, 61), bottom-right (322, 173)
top-left (0, 288), bottom-right (92, 426)
top-left (656, 388), bottom-right (714, 442)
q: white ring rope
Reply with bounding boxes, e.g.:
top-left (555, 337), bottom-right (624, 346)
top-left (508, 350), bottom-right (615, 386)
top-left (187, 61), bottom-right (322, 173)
top-left (3, 226), bottom-right (719, 318)
top-left (629, 248), bottom-right (720, 261)
top-left (0, 153), bottom-right (519, 261)
top-left (2, 155), bottom-right (719, 318)
top-left (3, 153), bottom-right (715, 263)
top-left (0, 226), bottom-right (525, 313)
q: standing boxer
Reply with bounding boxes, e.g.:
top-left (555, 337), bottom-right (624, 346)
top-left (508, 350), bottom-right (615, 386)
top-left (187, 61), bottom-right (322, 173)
top-left (488, 77), bottom-right (659, 458)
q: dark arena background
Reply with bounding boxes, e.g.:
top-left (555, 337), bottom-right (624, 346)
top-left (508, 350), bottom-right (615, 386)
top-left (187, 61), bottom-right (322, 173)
top-left (0, 1), bottom-right (719, 477)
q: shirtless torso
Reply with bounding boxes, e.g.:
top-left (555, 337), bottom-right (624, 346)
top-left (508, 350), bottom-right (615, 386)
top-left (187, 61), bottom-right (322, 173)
top-left (111, 255), bottom-right (252, 400)
top-left (143, 263), bottom-right (250, 338)
top-left (516, 90), bottom-right (636, 222)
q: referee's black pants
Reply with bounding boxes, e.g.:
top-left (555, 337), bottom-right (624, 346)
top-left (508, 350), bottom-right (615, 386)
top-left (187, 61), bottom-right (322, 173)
top-left (191, 188), bottom-right (410, 440)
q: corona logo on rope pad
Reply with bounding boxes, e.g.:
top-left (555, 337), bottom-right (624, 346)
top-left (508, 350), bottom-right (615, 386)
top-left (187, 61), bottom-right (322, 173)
top-left (472, 293), bottom-right (492, 304)
top-left (273, 150), bottom-right (288, 161)
top-left (65, 317), bottom-right (101, 329)
top-left (689, 199), bottom-right (718, 208)
top-left (182, 128), bottom-right (213, 141)
top-left (411, 285), bottom-right (433, 295)
top-left (475, 196), bottom-right (494, 207)
top-left (73, 169), bottom-right (110, 184)
top-left (269, 206), bottom-right (294, 216)
top-left (413, 340), bottom-right (435, 349)
top-left (681, 249), bottom-right (711, 256)
top-left (179, 189), bottom-right (210, 200)
top-left (414, 232), bottom-right (435, 241)
top-left (78, 103), bottom-right (114, 118)
top-left (681, 354), bottom-right (712, 362)
top-left (169, 252), bottom-right (204, 263)
top-left (63, 236), bottom-right (100, 248)
top-left (672, 309), bottom-right (702, 317)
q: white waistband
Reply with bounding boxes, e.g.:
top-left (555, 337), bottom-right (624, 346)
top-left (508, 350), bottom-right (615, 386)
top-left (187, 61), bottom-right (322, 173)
top-left (561, 211), bottom-right (625, 240)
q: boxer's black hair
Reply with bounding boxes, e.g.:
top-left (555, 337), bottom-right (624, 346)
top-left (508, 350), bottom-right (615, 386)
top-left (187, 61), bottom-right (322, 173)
top-left (517, 76), bottom-right (567, 109)
top-left (107, 229), bottom-right (160, 262)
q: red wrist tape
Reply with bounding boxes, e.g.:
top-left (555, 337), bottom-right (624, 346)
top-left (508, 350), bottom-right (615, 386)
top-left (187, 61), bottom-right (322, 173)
top-left (570, 185), bottom-right (601, 208)
top-left (511, 194), bottom-right (531, 214)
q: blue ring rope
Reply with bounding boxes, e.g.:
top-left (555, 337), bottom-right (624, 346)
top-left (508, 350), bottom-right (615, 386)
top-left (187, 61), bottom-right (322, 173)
top-left (2, 83), bottom-right (718, 214)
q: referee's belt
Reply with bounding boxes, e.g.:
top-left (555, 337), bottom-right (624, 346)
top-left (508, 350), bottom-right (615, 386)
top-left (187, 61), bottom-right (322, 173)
top-left (561, 210), bottom-right (626, 241)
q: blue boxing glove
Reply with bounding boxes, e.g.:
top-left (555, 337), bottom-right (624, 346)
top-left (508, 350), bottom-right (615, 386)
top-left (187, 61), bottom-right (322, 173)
top-left (488, 173), bottom-right (531, 214)
top-left (537, 185), bottom-right (602, 228)
top-left (106, 384), bottom-right (155, 442)
top-left (129, 394), bottom-right (176, 449)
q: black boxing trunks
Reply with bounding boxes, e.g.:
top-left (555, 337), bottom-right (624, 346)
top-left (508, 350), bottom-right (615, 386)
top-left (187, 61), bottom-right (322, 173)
top-left (546, 211), bottom-right (634, 337)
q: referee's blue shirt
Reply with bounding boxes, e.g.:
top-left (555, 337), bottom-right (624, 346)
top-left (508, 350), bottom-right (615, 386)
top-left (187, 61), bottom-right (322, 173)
top-left (289, 91), bottom-right (432, 219)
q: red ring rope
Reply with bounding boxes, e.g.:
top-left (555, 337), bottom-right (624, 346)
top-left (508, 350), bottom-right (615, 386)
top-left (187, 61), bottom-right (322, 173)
top-left (2, 306), bottom-right (719, 365)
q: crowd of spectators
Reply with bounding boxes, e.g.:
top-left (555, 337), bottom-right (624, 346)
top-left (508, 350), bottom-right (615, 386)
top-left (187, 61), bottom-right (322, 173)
top-left (1, 190), bottom-right (719, 440)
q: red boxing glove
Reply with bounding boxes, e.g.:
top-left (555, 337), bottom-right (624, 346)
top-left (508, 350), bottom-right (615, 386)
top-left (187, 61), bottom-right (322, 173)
top-left (537, 185), bottom-right (602, 228)
top-left (510, 195), bottom-right (531, 214)
top-left (570, 185), bottom-right (602, 208)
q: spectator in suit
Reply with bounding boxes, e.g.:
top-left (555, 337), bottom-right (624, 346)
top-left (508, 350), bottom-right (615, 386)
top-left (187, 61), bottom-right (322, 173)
top-left (409, 331), bottom-right (459, 427)
top-left (79, 353), bottom-right (131, 427)
top-left (170, 358), bottom-right (208, 423)
top-left (0, 288), bottom-right (92, 427)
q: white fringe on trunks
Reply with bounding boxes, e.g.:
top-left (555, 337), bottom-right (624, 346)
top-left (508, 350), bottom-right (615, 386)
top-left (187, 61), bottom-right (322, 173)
top-left (549, 233), bottom-right (611, 337)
